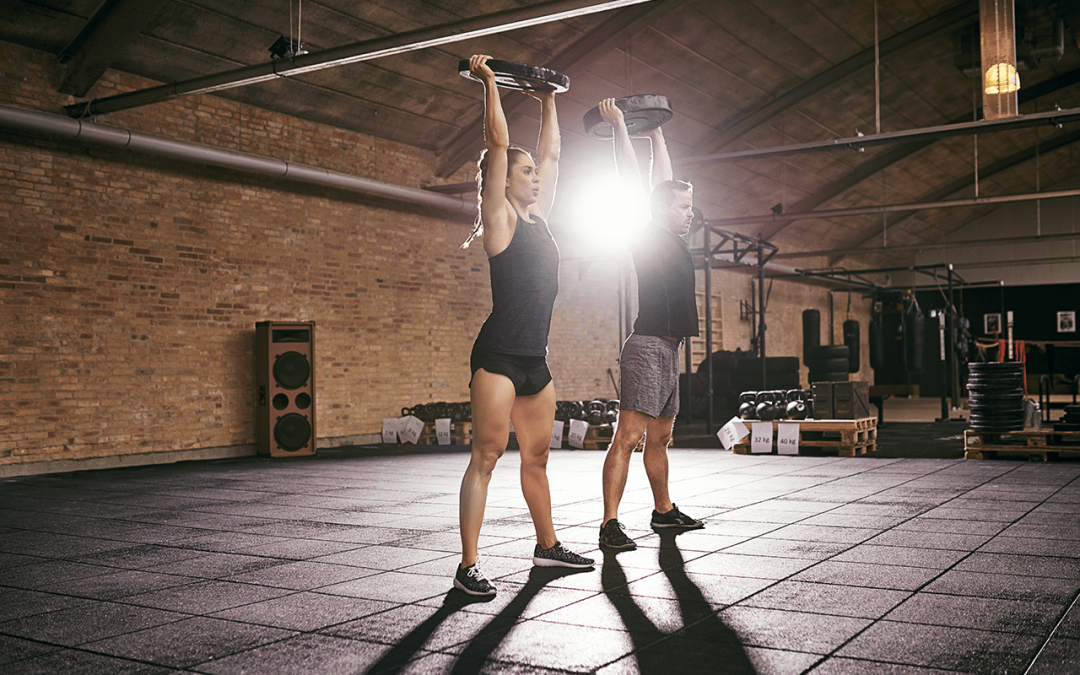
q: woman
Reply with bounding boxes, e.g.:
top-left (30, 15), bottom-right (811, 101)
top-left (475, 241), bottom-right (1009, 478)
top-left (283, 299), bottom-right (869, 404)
top-left (455, 55), bottom-right (594, 597)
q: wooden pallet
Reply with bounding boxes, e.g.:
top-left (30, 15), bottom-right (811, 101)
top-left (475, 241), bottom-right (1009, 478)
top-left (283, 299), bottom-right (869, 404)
top-left (733, 417), bottom-right (877, 457)
top-left (964, 428), bottom-right (1080, 461)
top-left (416, 421), bottom-right (472, 446)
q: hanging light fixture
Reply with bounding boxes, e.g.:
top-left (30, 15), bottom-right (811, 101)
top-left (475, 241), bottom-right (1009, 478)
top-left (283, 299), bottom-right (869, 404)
top-left (981, 0), bottom-right (1019, 118)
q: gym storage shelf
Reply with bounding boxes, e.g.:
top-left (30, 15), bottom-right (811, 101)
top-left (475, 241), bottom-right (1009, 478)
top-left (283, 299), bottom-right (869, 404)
top-left (733, 417), bottom-right (877, 457)
top-left (964, 428), bottom-right (1080, 461)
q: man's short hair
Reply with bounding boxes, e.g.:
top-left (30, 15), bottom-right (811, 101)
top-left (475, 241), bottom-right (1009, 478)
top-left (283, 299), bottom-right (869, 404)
top-left (651, 180), bottom-right (693, 211)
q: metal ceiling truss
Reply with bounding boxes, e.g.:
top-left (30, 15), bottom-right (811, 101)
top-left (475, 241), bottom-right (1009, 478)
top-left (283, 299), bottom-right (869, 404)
top-left (63, 0), bottom-right (656, 118)
top-left (754, 67), bottom-right (1080, 243)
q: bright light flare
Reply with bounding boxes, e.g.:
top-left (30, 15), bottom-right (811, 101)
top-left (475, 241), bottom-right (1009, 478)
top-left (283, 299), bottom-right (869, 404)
top-left (559, 174), bottom-right (647, 256)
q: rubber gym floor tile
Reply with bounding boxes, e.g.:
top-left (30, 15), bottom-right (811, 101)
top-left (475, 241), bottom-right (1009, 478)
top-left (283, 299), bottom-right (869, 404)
top-left (836, 620), bottom-right (1042, 671)
top-left (0, 634), bottom-right (61, 666)
top-left (37, 569), bottom-right (195, 600)
top-left (323, 600), bottom-right (507, 652)
top-left (81, 616), bottom-right (295, 668)
top-left (0, 530), bottom-right (131, 558)
top-left (918, 505), bottom-right (1033, 522)
top-left (539, 593), bottom-right (712, 633)
top-left (171, 531), bottom-right (289, 553)
top-left (143, 551), bottom-right (285, 579)
top-left (706, 606), bottom-right (872, 654)
top-left (681, 552), bottom-right (818, 580)
top-left (596, 636), bottom-right (804, 675)
top-left (979, 535), bottom-right (1080, 558)
top-left (0, 587), bottom-right (93, 622)
top-left (1056, 602), bottom-right (1080, 639)
top-left (894, 517), bottom-right (1009, 536)
top-left (70, 543), bottom-right (208, 569)
top-left (221, 559), bottom-right (380, 590)
top-left (1, 560), bottom-right (128, 590)
top-left (318, 571), bottom-right (452, 604)
top-left (885, 592), bottom-right (1063, 635)
top-left (2, 648), bottom-right (178, 675)
top-left (607, 569), bottom-right (773, 606)
top-left (955, 552), bottom-right (1080, 579)
top-left (398, 552), bottom-right (533, 581)
top-left (0, 601), bottom-right (185, 646)
top-left (861, 529), bottom-right (994, 551)
top-left (740, 580), bottom-right (910, 619)
top-left (209, 590), bottom-right (389, 631)
top-left (922, 570), bottom-right (1080, 603)
top-left (231, 538), bottom-right (363, 560)
top-left (806, 656), bottom-right (965, 674)
top-left (759, 523), bottom-right (881, 545)
top-left (709, 506), bottom-right (815, 524)
top-left (311, 544), bottom-right (454, 570)
top-left (1027, 638), bottom-right (1080, 675)
top-left (441, 621), bottom-right (641, 672)
top-left (830, 544), bottom-right (969, 569)
top-left (120, 579), bottom-right (290, 613)
top-left (718, 537), bottom-right (851, 560)
top-left (798, 513), bottom-right (910, 529)
top-left (187, 632), bottom-right (400, 675)
top-left (392, 530), bottom-right (516, 553)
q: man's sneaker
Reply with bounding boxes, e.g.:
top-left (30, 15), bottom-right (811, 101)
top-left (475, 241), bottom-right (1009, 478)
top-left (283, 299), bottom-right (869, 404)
top-left (599, 518), bottom-right (637, 550)
top-left (454, 563), bottom-right (497, 596)
top-left (650, 504), bottom-right (704, 529)
top-left (532, 542), bottom-right (595, 569)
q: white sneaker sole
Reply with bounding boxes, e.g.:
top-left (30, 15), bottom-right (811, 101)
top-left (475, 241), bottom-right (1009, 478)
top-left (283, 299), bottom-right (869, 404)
top-left (532, 556), bottom-right (594, 569)
top-left (453, 578), bottom-right (497, 596)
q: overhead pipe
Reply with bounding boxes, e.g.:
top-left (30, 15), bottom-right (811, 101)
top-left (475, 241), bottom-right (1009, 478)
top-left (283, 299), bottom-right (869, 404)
top-left (0, 104), bottom-right (476, 216)
top-left (677, 106), bottom-right (1080, 166)
top-left (64, 0), bottom-right (655, 118)
top-left (704, 187), bottom-right (1080, 228)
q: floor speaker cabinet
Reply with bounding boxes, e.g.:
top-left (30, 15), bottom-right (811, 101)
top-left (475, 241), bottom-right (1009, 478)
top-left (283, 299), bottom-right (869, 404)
top-left (255, 321), bottom-right (316, 457)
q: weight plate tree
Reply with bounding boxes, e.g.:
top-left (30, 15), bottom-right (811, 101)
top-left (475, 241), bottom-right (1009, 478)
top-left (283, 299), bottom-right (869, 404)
top-left (458, 59), bottom-right (570, 93)
top-left (582, 94), bottom-right (673, 139)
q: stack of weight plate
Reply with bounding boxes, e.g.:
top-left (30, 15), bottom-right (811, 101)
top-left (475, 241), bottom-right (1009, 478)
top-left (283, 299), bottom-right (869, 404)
top-left (967, 362), bottom-right (1026, 431)
top-left (1055, 404), bottom-right (1080, 432)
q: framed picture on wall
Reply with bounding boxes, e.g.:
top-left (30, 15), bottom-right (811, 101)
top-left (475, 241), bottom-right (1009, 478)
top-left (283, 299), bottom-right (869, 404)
top-left (984, 313), bottom-right (1001, 334)
top-left (1058, 311), bottom-right (1076, 333)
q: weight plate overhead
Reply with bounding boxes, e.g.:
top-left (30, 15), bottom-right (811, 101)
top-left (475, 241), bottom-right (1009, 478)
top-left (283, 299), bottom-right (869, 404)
top-left (582, 94), bottom-right (673, 139)
top-left (458, 59), bottom-right (569, 93)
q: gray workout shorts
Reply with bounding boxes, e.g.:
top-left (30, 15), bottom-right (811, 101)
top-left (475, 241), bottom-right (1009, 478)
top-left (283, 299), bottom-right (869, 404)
top-left (618, 333), bottom-right (681, 419)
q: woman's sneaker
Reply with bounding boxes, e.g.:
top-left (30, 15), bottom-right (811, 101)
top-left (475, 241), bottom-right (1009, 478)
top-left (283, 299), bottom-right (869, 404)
top-left (650, 504), bottom-right (704, 529)
top-left (532, 542), bottom-right (595, 568)
top-left (599, 518), bottom-right (637, 550)
top-left (454, 563), bottom-right (497, 596)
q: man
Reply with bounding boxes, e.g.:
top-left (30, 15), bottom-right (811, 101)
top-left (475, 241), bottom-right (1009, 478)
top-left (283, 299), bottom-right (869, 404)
top-left (597, 98), bottom-right (704, 551)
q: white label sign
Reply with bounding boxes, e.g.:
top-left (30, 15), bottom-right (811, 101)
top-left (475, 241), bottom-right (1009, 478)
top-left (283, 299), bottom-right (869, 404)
top-left (717, 417), bottom-right (750, 450)
top-left (777, 423), bottom-right (800, 455)
top-left (399, 415), bottom-right (425, 445)
top-left (382, 418), bottom-right (400, 444)
top-left (435, 418), bottom-right (452, 445)
top-left (751, 422), bottom-right (774, 454)
top-left (550, 420), bottom-right (564, 449)
top-left (568, 419), bottom-right (589, 449)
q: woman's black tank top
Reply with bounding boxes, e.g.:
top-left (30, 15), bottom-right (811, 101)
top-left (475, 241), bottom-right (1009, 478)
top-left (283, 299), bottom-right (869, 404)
top-left (474, 213), bottom-right (560, 356)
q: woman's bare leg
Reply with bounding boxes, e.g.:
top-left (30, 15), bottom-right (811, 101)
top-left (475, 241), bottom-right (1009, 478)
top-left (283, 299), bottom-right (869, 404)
top-left (510, 381), bottom-right (559, 549)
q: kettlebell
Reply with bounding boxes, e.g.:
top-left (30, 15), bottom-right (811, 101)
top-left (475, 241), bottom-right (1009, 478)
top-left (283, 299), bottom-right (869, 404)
top-left (785, 399), bottom-right (808, 420)
top-left (739, 391), bottom-right (757, 405)
top-left (739, 401), bottom-right (756, 420)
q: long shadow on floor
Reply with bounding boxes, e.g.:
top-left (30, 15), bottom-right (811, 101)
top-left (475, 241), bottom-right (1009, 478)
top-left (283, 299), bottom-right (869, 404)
top-left (603, 530), bottom-right (757, 674)
top-left (364, 566), bottom-right (589, 674)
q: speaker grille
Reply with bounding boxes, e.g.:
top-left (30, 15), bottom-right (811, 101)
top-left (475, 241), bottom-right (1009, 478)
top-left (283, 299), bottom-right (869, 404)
top-left (274, 413), bottom-right (312, 451)
top-left (273, 351), bottom-right (310, 389)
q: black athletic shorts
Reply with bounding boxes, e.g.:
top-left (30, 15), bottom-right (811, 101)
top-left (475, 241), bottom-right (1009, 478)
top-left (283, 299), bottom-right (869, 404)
top-left (470, 344), bottom-right (552, 396)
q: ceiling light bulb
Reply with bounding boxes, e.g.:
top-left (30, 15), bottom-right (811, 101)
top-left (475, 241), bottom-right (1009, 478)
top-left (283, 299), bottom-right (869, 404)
top-left (984, 63), bottom-right (1020, 94)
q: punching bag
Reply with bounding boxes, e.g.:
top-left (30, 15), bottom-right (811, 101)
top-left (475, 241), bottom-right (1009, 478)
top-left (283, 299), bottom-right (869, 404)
top-left (903, 310), bottom-right (926, 374)
top-left (842, 320), bottom-right (860, 373)
top-left (802, 309), bottom-right (820, 367)
top-left (869, 315), bottom-right (885, 371)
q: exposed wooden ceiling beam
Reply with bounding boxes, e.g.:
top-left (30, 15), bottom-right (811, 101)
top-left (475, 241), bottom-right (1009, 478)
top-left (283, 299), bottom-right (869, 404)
top-left (57, 0), bottom-right (170, 97)
top-left (434, 0), bottom-right (686, 178)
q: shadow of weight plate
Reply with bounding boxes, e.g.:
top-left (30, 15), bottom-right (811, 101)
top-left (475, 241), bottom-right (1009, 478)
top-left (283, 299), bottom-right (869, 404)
top-left (582, 94), bottom-right (673, 139)
top-left (458, 59), bottom-right (569, 93)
